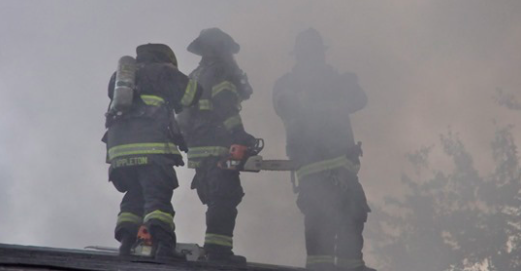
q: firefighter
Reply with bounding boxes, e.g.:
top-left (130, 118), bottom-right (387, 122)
top-left (177, 28), bottom-right (255, 264)
top-left (272, 28), bottom-right (376, 271)
top-left (102, 44), bottom-right (202, 260)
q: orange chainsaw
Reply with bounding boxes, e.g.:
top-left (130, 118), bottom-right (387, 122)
top-left (219, 138), bottom-right (297, 172)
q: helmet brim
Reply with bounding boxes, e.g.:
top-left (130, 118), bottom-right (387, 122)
top-left (187, 28), bottom-right (240, 56)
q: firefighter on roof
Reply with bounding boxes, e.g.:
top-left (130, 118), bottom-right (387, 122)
top-left (177, 28), bottom-right (256, 265)
top-left (102, 43), bottom-right (202, 260)
top-left (273, 28), bottom-right (376, 271)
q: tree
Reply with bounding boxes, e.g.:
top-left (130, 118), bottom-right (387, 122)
top-left (367, 108), bottom-right (521, 271)
top-left (494, 89), bottom-right (521, 111)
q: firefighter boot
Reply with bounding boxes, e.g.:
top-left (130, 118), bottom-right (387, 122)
top-left (118, 231), bottom-right (137, 257)
top-left (150, 225), bottom-right (184, 262)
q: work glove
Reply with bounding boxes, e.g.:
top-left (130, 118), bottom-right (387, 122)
top-left (177, 138), bottom-right (189, 153)
top-left (169, 132), bottom-right (188, 153)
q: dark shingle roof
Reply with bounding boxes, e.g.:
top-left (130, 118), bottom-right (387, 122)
top-left (0, 243), bottom-right (305, 271)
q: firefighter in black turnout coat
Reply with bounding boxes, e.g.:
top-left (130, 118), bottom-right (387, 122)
top-left (177, 28), bottom-right (255, 264)
top-left (103, 44), bottom-right (202, 260)
top-left (273, 29), bottom-right (376, 271)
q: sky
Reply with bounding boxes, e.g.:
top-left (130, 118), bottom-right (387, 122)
top-left (0, 0), bottom-right (520, 269)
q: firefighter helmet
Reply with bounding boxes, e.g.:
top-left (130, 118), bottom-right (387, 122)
top-left (136, 43), bottom-right (177, 66)
top-left (293, 28), bottom-right (327, 55)
top-left (187, 28), bottom-right (240, 56)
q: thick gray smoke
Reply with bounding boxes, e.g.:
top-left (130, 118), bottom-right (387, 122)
top-left (1, 0), bottom-right (520, 269)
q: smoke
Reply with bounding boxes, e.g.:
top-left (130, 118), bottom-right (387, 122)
top-left (1, 0), bottom-right (520, 269)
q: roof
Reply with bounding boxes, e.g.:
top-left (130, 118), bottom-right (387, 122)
top-left (0, 243), bottom-right (305, 271)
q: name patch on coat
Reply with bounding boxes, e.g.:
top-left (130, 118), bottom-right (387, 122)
top-left (113, 157), bottom-right (149, 168)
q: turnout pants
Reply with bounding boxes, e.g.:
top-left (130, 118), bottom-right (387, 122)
top-left (297, 167), bottom-right (370, 271)
top-left (111, 164), bottom-right (177, 243)
top-left (191, 158), bottom-right (244, 256)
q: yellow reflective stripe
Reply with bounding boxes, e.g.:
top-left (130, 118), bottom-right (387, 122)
top-left (205, 233), bottom-right (233, 247)
top-left (187, 146), bottom-right (229, 160)
top-left (181, 79), bottom-right (198, 106)
top-left (198, 99), bottom-right (213, 110)
top-left (144, 210), bottom-right (175, 230)
top-left (187, 160), bottom-right (201, 169)
top-left (117, 212), bottom-right (143, 226)
top-left (113, 157), bottom-right (149, 168)
top-left (223, 114), bottom-right (243, 130)
top-left (211, 81), bottom-right (238, 98)
top-left (140, 95), bottom-right (165, 107)
top-left (337, 258), bottom-right (365, 269)
top-left (296, 155), bottom-right (360, 180)
top-left (108, 143), bottom-right (179, 161)
top-left (306, 255), bottom-right (335, 265)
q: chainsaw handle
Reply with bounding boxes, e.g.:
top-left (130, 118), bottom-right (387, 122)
top-left (218, 138), bottom-right (264, 171)
top-left (250, 138), bottom-right (264, 155)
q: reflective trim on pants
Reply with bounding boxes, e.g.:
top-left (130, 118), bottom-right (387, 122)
top-left (144, 210), bottom-right (175, 230)
top-left (117, 212), bottom-right (143, 226)
top-left (306, 255), bottom-right (335, 266)
top-left (204, 233), bottom-right (233, 248)
top-left (337, 258), bottom-right (365, 269)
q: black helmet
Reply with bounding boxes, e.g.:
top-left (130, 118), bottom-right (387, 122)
top-left (136, 43), bottom-right (177, 66)
top-left (292, 28), bottom-right (327, 55)
top-left (187, 28), bottom-right (240, 56)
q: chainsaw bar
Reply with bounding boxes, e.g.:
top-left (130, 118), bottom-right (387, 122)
top-left (242, 155), bottom-right (296, 172)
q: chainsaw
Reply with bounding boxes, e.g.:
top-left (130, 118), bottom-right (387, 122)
top-left (218, 138), bottom-right (297, 172)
